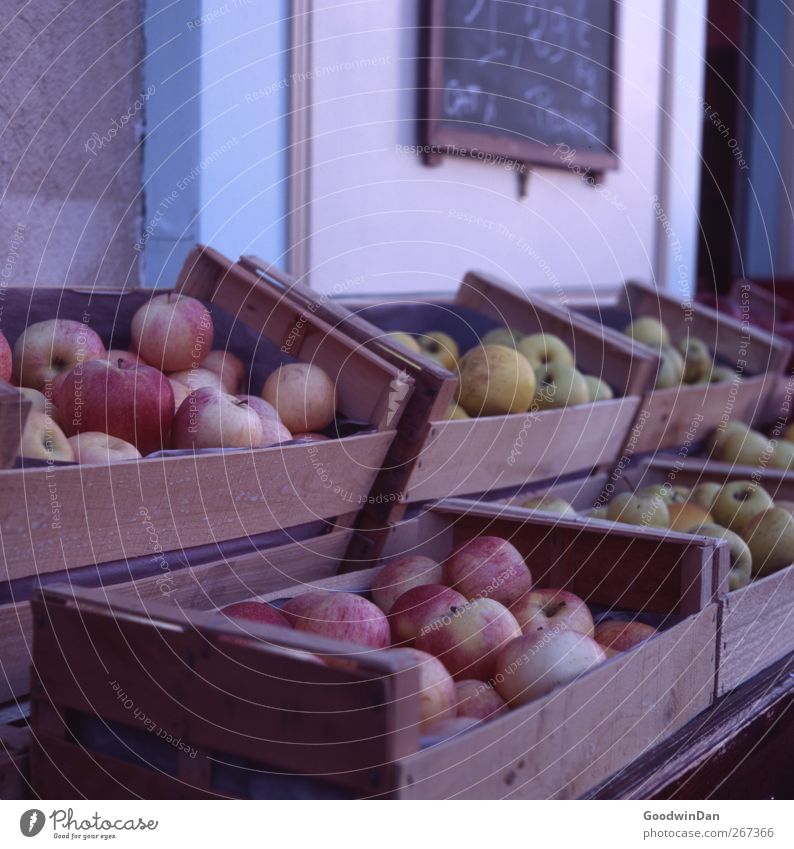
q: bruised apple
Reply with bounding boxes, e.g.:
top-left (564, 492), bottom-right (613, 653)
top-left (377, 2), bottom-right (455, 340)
top-left (456, 345), bottom-right (535, 416)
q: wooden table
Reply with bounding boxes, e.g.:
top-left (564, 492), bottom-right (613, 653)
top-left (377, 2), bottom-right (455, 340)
top-left (588, 652), bottom-right (794, 799)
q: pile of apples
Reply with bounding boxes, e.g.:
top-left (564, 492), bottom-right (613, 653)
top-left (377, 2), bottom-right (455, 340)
top-left (217, 537), bottom-right (656, 740)
top-left (0, 294), bottom-right (336, 465)
top-left (706, 420), bottom-right (794, 470)
top-left (387, 326), bottom-right (614, 419)
top-left (523, 448), bottom-right (794, 590)
top-left (622, 317), bottom-right (738, 389)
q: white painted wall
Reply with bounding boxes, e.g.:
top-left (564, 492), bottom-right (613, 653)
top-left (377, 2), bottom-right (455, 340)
top-left (305, 0), bottom-right (705, 299)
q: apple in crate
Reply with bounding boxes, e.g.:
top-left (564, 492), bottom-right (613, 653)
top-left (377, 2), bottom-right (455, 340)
top-left (131, 293), bottom-right (213, 372)
top-left (281, 591), bottom-right (391, 649)
top-left (494, 629), bottom-right (607, 707)
top-left (58, 359), bottom-right (175, 455)
top-left (202, 350), bottom-right (246, 393)
top-left (454, 680), bottom-right (508, 720)
top-left (371, 555), bottom-right (443, 614)
top-left (415, 598), bottom-right (521, 681)
top-left (170, 379), bottom-right (192, 413)
top-left (169, 367), bottom-right (224, 393)
top-left (68, 432), bottom-right (142, 464)
top-left (18, 387), bottom-right (60, 422)
top-left (741, 507), bottom-right (794, 578)
top-left (390, 584), bottom-right (467, 644)
top-left (219, 600), bottom-right (292, 629)
top-left (13, 319), bottom-right (105, 392)
top-left (456, 345), bottom-right (535, 416)
top-left (712, 480), bottom-right (772, 531)
top-left (19, 411), bottom-right (74, 462)
top-left (511, 589), bottom-right (594, 638)
top-left (172, 387), bottom-right (262, 450)
top-left (594, 620), bottom-right (657, 655)
top-left (389, 648), bottom-right (456, 731)
top-left (691, 523), bottom-right (752, 590)
top-left (263, 363), bottom-right (336, 434)
top-left (622, 317), bottom-right (670, 348)
top-left (516, 333), bottom-right (574, 370)
top-left (0, 330), bottom-right (11, 381)
top-left (237, 395), bottom-right (292, 447)
top-left (443, 536), bottom-right (531, 606)
top-left (106, 350), bottom-right (142, 367)
top-left (667, 501), bottom-right (713, 532)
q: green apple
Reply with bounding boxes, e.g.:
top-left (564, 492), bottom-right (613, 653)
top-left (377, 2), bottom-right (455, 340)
top-left (707, 421), bottom-right (749, 458)
top-left (532, 364), bottom-right (589, 410)
top-left (456, 345), bottom-right (536, 416)
top-left (720, 428), bottom-right (774, 467)
top-left (482, 327), bottom-right (523, 348)
top-left (583, 375), bottom-right (614, 402)
top-left (695, 366), bottom-right (740, 385)
top-left (521, 495), bottom-right (576, 516)
top-left (586, 506), bottom-right (609, 519)
top-left (636, 483), bottom-right (686, 505)
top-left (606, 492), bottom-right (670, 528)
top-left (623, 317), bottom-right (670, 348)
top-left (676, 337), bottom-right (712, 383)
top-left (711, 480), bottom-right (773, 531)
top-left (690, 482), bottom-right (722, 512)
top-left (741, 508), bottom-right (794, 578)
top-left (692, 523), bottom-right (752, 590)
top-left (655, 345), bottom-right (685, 389)
top-left (516, 333), bottom-right (575, 370)
top-left (444, 403), bottom-right (469, 420)
top-left (770, 439), bottom-right (794, 470)
top-left (417, 331), bottom-right (459, 370)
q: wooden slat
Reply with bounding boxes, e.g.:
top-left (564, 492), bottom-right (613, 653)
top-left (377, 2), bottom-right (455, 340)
top-left (391, 605), bottom-right (717, 799)
top-left (0, 433), bottom-right (390, 582)
top-left (0, 724), bottom-right (30, 800)
top-left (0, 383), bottom-right (30, 470)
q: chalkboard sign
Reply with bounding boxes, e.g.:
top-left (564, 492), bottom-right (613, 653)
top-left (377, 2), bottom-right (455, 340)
top-left (423, 0), bottom-right (619, 173)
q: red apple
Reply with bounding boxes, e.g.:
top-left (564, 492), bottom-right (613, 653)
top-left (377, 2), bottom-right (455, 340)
top-left (68, 432), bottom-right (142, 464)
top-left (443, 536), bottom-right (532, 606)
top-left (510, 589), bottom-right (594, 638)
top-left (0, 331), bottom-right (11, 381)
top-left (218, 601), bottom-right (292, 630)
top-left (371, 555), bottom-right (444, 614)
top-left (106, 349), bottom-right (142, 367)
top-left (237, 395), bottom-right (292, 447)
top-left (389, 647), bottom-right (457, 730)
top-left (281, 591), bottom-right (390, 649)
top-left (389, 584), bottom-right (467, 644)
top-left (13, 319), bottom-right (105, 392)
top-left (415, 597), bottom-right (521, 681)
top-left (262, 363), bottom-right (336, 433)
top-left (19, 411), bottom-right (74, 462)
top-left (594, 620), bottom-right (656, 653)
top-left (494, 630), bottom-right (607, 707)
top-left (171, 386), bottom-right (262, 450)
top-left (169, 367), bottom-right (224, 393)
top-left (58, 359), bottom-right (174, 455)
top-left (202, 350), bottom-right (246, 393)
top-left (131, 293), bottom-right (213, 372)
top-left (454, 679), bottom-right (508, 720)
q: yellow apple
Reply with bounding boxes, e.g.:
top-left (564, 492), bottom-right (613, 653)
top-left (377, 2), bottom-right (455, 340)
top-left (532, 364), bottom-right (589, 410)
top-left (607, 492), bottom-right (669, 528)
top-left (19, 411), bottom-right (74, 463)
top-left (444, 403), bottom-right (469, 420)
top-left (482, 327), bottom-right (523, 348)
top-left (712, 480), bottom-right (773, 531)
top-left (690, 482), bottom-right (722, 512)
top-left (695, 366), bottom-right (739, 385)
top-left (741, 508), bottom-right (794, 578)
top-left (623, 317), bottom-right (670, 348)
top-left (456, 345), bottom-right (536, 416)
top-left (770, 439), bottom-right (794, 470)
top-left (583, 375), bottom-right (614, 402)
top-left (720, 428), bottom-right (774, 467)
top-left (386, 332), bottom-right (422, 354)
top-left (775, 500), bottom-right (794, 515)
top-left (585, 506), bottom-right (609, 519)
top-left (667, 501), bottom-right (713, 531)
top-left (516, 333), bottom-right (574, 370)
top-left (691, 523), bottom-right (752, 590)
top-left (521, 495), bottom-right (576, 516)
top-left (417, 332), bottom-right (459, 370)
top-left (655, 345), bottom-right (685, 389)
top-left (636, 483), bottom-right (686, 505)
top-left (676, 337), bottom-right (712, 383)
top-left (707, 421), bottom-right (749, 458)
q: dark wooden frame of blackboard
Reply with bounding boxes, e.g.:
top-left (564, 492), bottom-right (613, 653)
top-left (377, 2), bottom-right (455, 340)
top-left (422, 0), bottom-right (620, 174)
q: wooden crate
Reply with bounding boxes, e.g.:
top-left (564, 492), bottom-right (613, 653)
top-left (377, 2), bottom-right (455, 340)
top-left (511, 457), bottom-right (794, 697)
top-left (0, 720), bottom-right (29, 800)
top-left (30, 501), bottom-right (723, 799)
top-left (571, 279), bottom-right (791, 453)
top-left (0, 248), bottom-right (411, 705)
top-left (0, 381), bottom-right (30, 469)
top-left (240, 256), bottom-right (658, 562)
